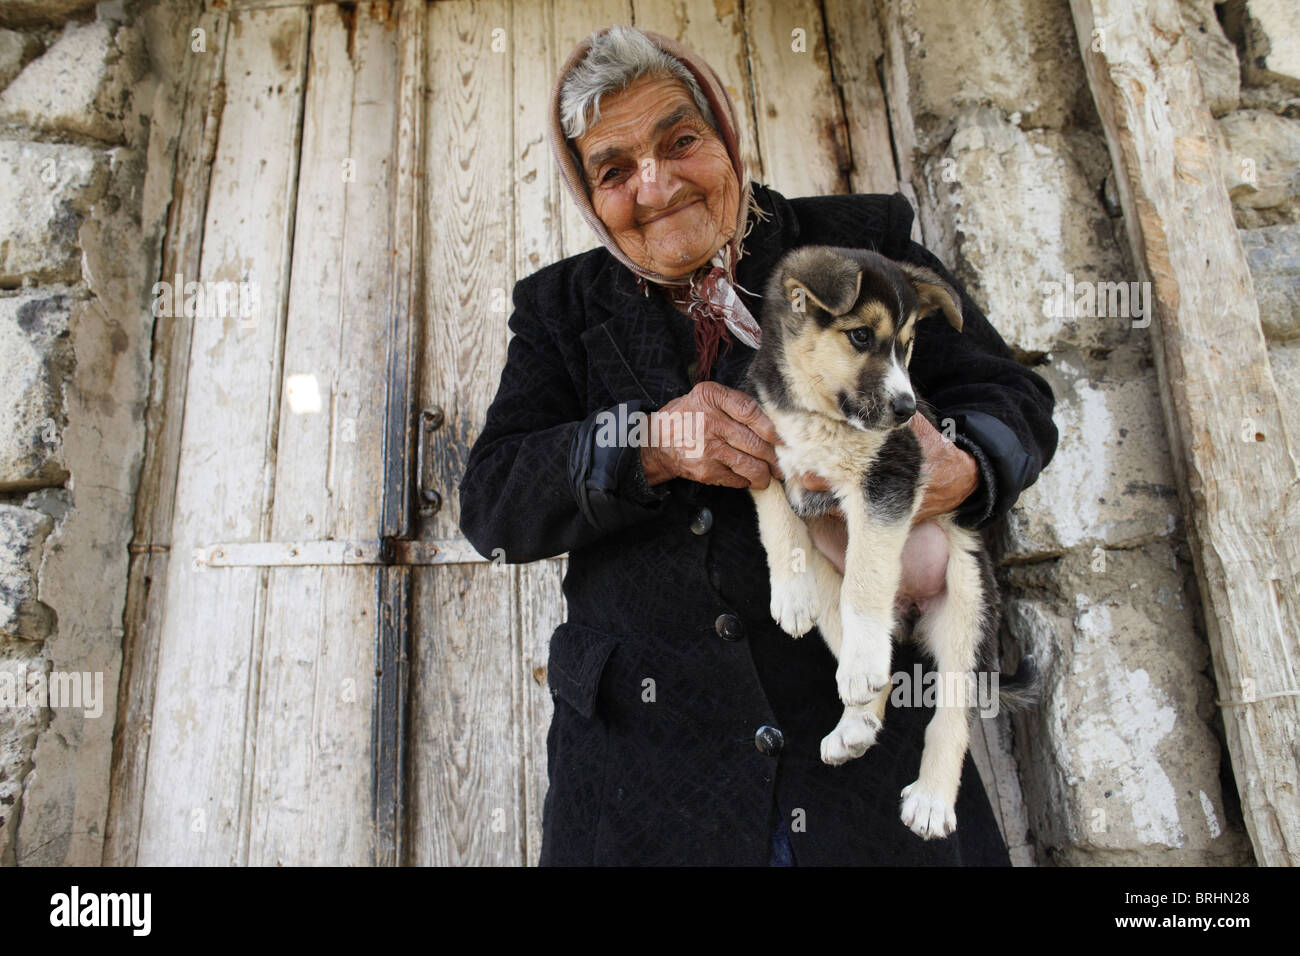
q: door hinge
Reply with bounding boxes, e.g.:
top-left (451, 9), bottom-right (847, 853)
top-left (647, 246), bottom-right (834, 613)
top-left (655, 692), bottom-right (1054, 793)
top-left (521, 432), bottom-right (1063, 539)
top-left (416, 405), bottom-right (444, 517)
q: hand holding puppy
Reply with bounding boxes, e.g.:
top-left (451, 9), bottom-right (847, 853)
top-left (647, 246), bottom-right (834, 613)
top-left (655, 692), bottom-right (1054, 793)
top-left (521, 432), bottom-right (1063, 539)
top-left (640, 381), bottom-right (785, 489)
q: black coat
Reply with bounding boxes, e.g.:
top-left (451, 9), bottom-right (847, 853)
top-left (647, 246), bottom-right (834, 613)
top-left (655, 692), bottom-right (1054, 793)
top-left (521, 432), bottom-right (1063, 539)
top-left (459, 184), bottom-right (1058, 865)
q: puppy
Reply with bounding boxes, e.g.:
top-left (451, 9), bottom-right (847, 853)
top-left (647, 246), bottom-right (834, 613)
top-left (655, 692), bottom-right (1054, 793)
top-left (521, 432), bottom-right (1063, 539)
top-left (743, 245), bottom-right (1035, 840)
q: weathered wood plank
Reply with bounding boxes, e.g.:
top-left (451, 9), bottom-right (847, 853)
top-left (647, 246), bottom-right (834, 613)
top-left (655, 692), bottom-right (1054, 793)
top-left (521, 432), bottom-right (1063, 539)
top-left (516, 559), bottom-right (566, 865)
top-left (512, 0), bottom-right (579, 866)
top-left (823, 0), bottom-right (899, 195)
top-left (135, 4), bottom-right (309, 865)
top-left (248, 1), bottom-right (398, 866)
top-left (410, 0), bottom-right (522, 866)
top-left (872, 0), bottom-right (926, 242)
top-left (972, 710), bottom-right (1035, 866)
top-left (1070, 0), bottom-right (1300, 865)
top-left (744, 0), bottom-right (847, 197)
top-left (106, 7), bottom-right (230, 866)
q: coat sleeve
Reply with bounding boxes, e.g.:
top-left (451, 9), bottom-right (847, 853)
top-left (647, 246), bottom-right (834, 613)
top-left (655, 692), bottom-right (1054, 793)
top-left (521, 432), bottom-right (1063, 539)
top-left (897, 238), bottom-right (1059, 530)
top-left (458, 275), bottom-right (670, 564)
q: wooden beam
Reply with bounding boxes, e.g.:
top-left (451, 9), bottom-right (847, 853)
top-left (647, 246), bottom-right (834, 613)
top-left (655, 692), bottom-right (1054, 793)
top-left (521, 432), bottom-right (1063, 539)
top-left (824, 0), bottom-right (900, 195)
top-left (1069, 0), bottom-right (1300, 865)
top-left (130, 2), bottom-right (311, 865)
top-left (107, 6), bottom-right (230, 867)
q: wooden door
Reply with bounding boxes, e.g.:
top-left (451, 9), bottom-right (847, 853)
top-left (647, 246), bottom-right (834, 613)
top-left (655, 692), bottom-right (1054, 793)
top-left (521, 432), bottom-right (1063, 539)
top-left (111, 1), bottom-right (407, 865)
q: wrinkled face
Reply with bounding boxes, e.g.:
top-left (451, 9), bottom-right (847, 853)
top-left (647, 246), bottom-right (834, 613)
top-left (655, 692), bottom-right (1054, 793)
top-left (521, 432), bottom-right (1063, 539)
top-left (769, 247), bottom-right (961, 431)
top-left (575, 74), bottom-right (740, 277)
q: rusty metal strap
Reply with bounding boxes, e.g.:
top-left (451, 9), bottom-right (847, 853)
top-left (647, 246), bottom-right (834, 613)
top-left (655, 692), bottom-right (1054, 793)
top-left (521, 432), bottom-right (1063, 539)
top-left (190, 537), bottom-right (564, 568)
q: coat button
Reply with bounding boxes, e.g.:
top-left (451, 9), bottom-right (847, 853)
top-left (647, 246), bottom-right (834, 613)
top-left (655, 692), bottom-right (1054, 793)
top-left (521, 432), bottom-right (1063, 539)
top-left (755, 725), bottom-right (784, 755)
top-left (689, 506), bottom-right (714, 535)
top-left (714, 613), bottom-right (744, 641)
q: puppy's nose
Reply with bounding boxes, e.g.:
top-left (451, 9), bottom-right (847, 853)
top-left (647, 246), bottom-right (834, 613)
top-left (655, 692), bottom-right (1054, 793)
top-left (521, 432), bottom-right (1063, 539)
top-left (891, 394), bottom-right (916, 421)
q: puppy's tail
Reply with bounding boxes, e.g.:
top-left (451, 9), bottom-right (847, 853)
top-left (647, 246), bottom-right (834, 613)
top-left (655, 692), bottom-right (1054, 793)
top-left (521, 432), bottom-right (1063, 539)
top-left (988, 654), bottom-right (1041, 715)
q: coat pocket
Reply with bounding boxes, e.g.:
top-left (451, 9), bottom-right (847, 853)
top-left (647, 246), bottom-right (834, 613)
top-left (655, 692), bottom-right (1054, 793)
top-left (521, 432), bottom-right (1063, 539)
top-left (546, 621), bottom-right (619, 720)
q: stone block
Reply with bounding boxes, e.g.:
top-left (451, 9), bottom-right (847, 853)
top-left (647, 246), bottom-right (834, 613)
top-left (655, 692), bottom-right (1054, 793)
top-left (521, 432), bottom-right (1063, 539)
top-left (1243, 0), bottom-right (1300, 91)
top-left (921, 108), bottom-right (1131, 356)
top-left (1219, 110), bottom-right (1300, 215)
top-left (1240, 224), bottom-right (1300, 342)
top-left (0, 140), bottom-right (103, 285)
top-left (0, 292), bottom-right (73, 489)
top-left (0, 503), bottom-right (54, 644)
top-left (0, 0), bottom-right (96, 29)
top-left (0, 643), bottom-right (45, 866)
top-left (881, 0), bottom-right (1092, 153)
top-left (1003, 543), bottom-right (1253, 864)
top-left (0, 19), bottom-right (125, 142)
top-left (998, 349), bottom-right (1182, 561)
top-left (0, 27), bottom-right (39, 91)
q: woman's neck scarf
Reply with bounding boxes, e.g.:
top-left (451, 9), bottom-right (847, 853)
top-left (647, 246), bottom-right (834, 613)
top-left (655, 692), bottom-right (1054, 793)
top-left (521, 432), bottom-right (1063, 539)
top-left (547, 27), bottom-right (763, 384)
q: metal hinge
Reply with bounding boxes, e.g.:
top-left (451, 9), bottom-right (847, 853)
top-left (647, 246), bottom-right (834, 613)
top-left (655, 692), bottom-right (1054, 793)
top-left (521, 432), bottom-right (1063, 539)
top-left (417, 405), bottom-right (444, 518)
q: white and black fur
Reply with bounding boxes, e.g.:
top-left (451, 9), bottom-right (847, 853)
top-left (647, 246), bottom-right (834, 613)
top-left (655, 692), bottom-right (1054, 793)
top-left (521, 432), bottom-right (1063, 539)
top-left (744, 245), bottom-right (1036, 840)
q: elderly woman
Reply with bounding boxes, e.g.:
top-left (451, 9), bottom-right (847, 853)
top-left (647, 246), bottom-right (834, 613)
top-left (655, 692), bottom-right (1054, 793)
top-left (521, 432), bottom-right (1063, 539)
top-left (459, 25), bottom-right (1057, 865)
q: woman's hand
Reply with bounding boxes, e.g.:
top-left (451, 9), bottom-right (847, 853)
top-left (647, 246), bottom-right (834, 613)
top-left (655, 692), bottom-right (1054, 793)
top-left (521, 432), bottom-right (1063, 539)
top-left (640, 382), bottom-right (785, 489)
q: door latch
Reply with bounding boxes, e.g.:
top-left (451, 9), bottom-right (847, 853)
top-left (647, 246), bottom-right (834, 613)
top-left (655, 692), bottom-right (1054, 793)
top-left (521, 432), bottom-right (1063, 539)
top-left (417, 405), bottom-right (444, 517)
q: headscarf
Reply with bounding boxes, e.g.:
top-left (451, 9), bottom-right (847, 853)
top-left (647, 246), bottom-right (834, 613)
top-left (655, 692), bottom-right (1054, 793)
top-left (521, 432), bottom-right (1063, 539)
top-left (547, 26), bottom-right (764, 383)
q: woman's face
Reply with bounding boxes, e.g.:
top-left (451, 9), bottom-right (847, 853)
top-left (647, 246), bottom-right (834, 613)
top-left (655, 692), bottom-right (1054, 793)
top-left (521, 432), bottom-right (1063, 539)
top-left (575, 74), bottom-right (740, 278)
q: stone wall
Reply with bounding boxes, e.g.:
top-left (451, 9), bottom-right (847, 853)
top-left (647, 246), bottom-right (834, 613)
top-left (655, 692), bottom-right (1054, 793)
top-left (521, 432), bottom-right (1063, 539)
top-left (1215, 1), bottom-right (1300, 475)
top-left (0, 0), bottom-right (192, 865)
top-left (875, 0), bottom-right (1290, 864)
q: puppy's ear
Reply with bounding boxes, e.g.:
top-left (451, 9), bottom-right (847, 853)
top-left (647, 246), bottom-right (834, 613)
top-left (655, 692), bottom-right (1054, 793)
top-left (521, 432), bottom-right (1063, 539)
top-left (780, 248), bottom-right (863, 317)
top-left (898, 262), bottom-right (963, 332)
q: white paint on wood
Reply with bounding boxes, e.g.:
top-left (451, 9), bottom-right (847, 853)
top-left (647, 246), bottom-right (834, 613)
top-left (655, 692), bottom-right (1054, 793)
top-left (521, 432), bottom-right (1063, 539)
top-left (745, 0), bottom-right (847, 197)
top-left (824, 0), bottom-right (899, 195)
top-left (410, 0), bottom-right (523, 866)
top-left (874, 0), bottom-right (926, 243)
top-left (135, 5), bottom-right (309, 866)
top-left (249, 3), bottom-right (399, 866)
top-left (106, 7), bottom-right (231, 866)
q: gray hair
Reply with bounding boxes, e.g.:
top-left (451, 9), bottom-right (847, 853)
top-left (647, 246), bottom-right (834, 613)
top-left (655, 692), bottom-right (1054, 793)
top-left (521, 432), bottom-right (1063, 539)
top-left (560, 26), bottom-right (718, 156)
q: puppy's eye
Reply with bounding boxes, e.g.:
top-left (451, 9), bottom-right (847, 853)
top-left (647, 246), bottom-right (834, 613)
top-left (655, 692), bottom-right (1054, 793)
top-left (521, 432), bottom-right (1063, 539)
top-left (846, 327), bottom-right (873, 349)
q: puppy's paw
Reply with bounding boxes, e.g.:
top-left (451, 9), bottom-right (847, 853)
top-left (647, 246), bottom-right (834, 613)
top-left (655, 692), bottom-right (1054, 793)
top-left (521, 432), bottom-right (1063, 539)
top-left (835, 653), bottom-right (892, 705)
top-left (768, 573), bottom-right (820, 638)
top-left (834, 615), bottom-right (894, 704)
top-left (899, 780), bottom-right (957, 840)
top-left (820, 708), bottom-right (882, 765)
